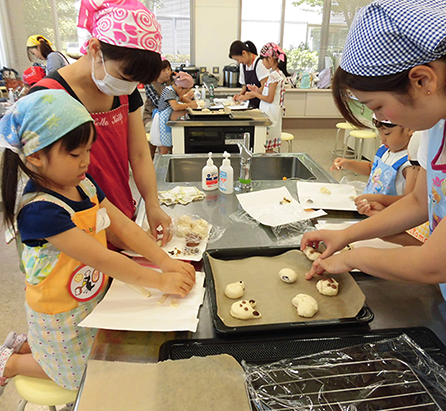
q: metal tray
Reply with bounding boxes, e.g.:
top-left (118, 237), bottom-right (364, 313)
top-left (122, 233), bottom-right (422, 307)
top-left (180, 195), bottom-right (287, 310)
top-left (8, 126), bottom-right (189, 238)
top-left (203, 246), bottom-right (374, 335)
top-left (186, 107), bottom-right (233, 121)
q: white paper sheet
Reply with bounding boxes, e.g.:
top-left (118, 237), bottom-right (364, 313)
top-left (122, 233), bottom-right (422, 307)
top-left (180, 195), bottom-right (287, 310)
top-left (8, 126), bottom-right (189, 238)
top-left (79, 271), bottom-right (205, 332)
top-left (237, 186), bottom-right (326, 227)
top-left (297, 182), bottom-right (358, 211)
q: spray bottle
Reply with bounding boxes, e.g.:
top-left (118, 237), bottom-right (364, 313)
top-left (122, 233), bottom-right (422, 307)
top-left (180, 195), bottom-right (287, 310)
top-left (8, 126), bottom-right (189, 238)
top-left (218, 151), bottom-right (233, 194)
top-left (202, 152), bottom-right (218, 191)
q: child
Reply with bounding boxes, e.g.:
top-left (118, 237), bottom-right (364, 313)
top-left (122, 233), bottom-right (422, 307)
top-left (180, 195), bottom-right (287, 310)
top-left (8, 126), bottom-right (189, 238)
top-left (229, 40), bottom-right (270, 108)
top-left (26, 35), bottom-right (69, 75)
top-left (0, 90), bottom-right (195, 393)
top-left (244, 42), bottom-right (290, 153)
top-left (332, 117), bottom-right (415, 200)
top-left (151, 72), bottom-right (197, 155)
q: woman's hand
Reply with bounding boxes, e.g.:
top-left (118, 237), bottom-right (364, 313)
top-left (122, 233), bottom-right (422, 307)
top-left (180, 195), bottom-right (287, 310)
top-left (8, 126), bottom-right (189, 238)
top-left (146, 205), bottom-right (173, 246)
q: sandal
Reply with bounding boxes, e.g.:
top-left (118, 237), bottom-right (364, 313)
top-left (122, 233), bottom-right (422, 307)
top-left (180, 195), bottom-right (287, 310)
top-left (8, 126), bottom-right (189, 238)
top-left (3, 332), bottom-right (27, 354)
top-left (0, 346), bottom-right (13, 396)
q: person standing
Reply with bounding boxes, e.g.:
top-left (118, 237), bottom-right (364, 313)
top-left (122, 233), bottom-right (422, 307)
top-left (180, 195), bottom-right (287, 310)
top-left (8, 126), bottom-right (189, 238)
top-left (31, 0), bottom-right (172, 249)
top-left (229, 40), bottom-right (269, 108)
top-left (26, 35), bottom-right (69, 75)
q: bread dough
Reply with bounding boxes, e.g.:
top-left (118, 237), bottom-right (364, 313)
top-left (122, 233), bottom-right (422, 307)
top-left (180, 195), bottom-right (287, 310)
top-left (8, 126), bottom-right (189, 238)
top-left (230, 299), bottom-right (261, 320)
top-left (292, 293), bottom-right (318, 318)
top-left (340, 244), bottom-right (354, 253)
top-left (157, 293), bottom-right (169, 305)
top-left (126, 284), bottom-right (151, 298)
top-left (191, 219), bottom-right (210, 238)
top-left (278, 268), bottom-right (298, 283)
top-left (303, 247), bottom-right (321, 261)
top-left (320, 187), bottom-right (331, 195)
top-left (316, 278), bottom-right (339, 296)
top-left (224, 281), bottom-right (245, 299)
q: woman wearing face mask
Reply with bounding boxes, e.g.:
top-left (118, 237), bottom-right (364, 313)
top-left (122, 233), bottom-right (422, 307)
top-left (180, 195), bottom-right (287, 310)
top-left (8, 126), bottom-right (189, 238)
top-left (31, 0), bottom-right (172, 250)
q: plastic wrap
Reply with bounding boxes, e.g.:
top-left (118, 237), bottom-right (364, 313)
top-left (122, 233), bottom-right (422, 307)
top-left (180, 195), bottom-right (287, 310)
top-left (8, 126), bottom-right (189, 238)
top-left (271, 220), bottom-right (315, 245)
top-left (229, 209), bottom-right (260, 228)
top-left (339, 176), bottom-right (366, 196)
top-left (243, 334), bottom-right (446, 411)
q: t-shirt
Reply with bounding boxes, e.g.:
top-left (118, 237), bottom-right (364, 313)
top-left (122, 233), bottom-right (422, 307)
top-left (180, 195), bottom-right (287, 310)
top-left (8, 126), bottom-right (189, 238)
top-left (18, 174), bottom-right (105, 247)
top-left (30, 71), bottom-right (143, 113)
top-left (238, 57), bottom-right (270, 86)
top-left (158, 86), bottom-right (178, 111)
top-left (46, 51), bottom-right (69, 75)
top-left (418, 129), bottom-right (433, 170)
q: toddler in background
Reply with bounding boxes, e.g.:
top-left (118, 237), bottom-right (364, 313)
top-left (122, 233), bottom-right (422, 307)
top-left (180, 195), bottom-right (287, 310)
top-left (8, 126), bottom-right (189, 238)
top-left (150, 71), bottom-right (197, 154)
top-left (244, 43), bottom-right (290, 153)
top-left (0, 90), bottom-right (195, 393)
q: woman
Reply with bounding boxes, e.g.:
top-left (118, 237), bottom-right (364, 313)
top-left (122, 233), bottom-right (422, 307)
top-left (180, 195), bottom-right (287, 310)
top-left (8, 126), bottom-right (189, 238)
top-left (31, 0), bottom-right (172, 249)
top-left (26, 35), bottom-right (69, 75)
top-left (229, 40), bottom-right (269, 108)
top-left (301, 0), bottom-right (446, 299)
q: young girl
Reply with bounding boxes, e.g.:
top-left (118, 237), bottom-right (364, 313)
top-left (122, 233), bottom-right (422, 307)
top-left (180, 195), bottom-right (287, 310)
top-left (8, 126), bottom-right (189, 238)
top-left (332, 118), bottom-right (414, 198)
top-left (30, 0), bottom-right (172, 250)
top-left (229, 40), bottom-right (270, 109)
top-left (26, 35), bottom-right (69, 75)
top-left (0, 90), bottom-right (195, 393)
top-left (244, 43), bottom-right (290, 153)
top-left (301, 0), bottom-right (446, 299)
top-left (151, 72), bottom-right (197, 155)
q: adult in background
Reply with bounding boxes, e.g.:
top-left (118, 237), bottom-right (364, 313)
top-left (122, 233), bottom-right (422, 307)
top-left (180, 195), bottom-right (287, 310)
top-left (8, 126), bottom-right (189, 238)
top-left (26, 35), bottom-right (69, 75)
top-left (31, 0), bottom-right (172, 249)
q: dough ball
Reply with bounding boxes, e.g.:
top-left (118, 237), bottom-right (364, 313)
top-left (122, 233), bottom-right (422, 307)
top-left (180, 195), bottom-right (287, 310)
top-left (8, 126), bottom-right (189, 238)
top-left (278, 268), bottom-right (298, 284)
top-left (316, 278), bottom-right (339, 296)
top-left (292, 293), bottom-right (318, 318)
top-left (178, 215), bottom-right (193, 227)
top-left (176, 215), bottom-right (193, 238)
top-left (224, 281), bottom-right (245, 299)
top-left (191, 219), bottom-right (210, 238)
top-left (320, 187), bottom-right (331, 195)
top-left (303, 247), bottom-right (321, 261)
top-left (201, 107), bottom-right (210, 112)
top-left (230, 299), bottom-right (261, 320)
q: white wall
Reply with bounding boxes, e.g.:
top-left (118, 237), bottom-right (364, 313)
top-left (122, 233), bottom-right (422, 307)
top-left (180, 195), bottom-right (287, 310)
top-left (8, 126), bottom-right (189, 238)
top-left (194, 0), bottom-right (240, 85)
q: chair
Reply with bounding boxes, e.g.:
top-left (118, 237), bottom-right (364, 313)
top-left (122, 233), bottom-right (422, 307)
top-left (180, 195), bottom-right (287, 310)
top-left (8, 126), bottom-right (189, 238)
top-left (334, 122), bottom-right (356, 157)
top-left (14, 375), bottom-right (77, 411)
top-left (280, 132), bottom-right (294, 153)
top-left (344, 129), bottom-right (377, 160)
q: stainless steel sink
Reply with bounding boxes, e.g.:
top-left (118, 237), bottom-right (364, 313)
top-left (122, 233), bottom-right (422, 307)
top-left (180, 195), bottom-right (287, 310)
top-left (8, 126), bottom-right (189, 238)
top-left (155, 153), bottom-right (336, 184)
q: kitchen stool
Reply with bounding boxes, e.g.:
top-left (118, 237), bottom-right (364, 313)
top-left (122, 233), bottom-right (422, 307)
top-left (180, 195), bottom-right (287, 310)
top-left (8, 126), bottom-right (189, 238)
top-left (14, 375), bottom-right (77, 411)
top-left (280, 132), bottom-right (294, 153)
top-left (344, 129), bottom-right (377, 160)
top-left (334, 122), bottom-right (355, 157)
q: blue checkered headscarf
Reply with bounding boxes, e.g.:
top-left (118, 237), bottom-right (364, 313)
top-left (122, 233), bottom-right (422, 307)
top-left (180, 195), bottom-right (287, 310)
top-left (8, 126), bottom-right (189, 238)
top-left (341, 0), bottom-right (446, 76)
top-left (0, 90), bottom-right (93, 156)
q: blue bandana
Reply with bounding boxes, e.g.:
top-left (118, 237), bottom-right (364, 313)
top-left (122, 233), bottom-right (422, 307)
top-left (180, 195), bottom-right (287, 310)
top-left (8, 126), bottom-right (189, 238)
top-left (341, 0), bottom-right (446, 76)
top-left (0, 90), bottom-right (93, 156)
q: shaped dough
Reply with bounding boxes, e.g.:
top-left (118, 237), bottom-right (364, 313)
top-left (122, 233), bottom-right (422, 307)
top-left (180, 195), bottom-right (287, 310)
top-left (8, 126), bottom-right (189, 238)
top-left (303, 247), bottom-right (321, 261)
top-left (230, 299), bottom-right (261, 320)
top-left (316, 278), bottom-right (339, 296)
top-left (224, 281), bottom-right (245, 299)
top-left (278, 268), bottom-right (298, 284)
top-left (292, 293), bottom-right (318, 318)
top-left (320, 187), bottom-right (331, 195)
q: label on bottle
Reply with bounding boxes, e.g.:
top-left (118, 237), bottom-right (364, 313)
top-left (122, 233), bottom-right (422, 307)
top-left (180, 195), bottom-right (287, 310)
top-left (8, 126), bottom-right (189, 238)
top-left (219, 170), bottom-right (227, 191)
top-left (205, 172), bottom-right (218, 189)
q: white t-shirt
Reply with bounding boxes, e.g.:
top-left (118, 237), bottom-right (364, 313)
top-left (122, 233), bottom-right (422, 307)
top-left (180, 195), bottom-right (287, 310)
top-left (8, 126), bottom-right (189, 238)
top-left (416, 129), bottom-right (431, 170)
top-left (238, 57), bottom-right (270, 86)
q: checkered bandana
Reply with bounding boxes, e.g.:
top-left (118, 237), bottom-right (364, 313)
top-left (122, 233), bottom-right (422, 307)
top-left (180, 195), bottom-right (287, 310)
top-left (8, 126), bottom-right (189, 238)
top-left (341, 0), bottom-right (446, 76)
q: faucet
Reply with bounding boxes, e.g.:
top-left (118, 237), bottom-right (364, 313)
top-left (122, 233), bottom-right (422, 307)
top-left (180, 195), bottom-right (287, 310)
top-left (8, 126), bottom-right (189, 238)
top-left (235, 132), bottom-right (253, 192)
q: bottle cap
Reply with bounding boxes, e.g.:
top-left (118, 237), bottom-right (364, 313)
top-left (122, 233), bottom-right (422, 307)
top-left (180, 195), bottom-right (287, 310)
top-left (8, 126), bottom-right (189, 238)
top-left (222, 151), bottom-right (231, 165)
top-left (207, 152), bottom-right (214, 166)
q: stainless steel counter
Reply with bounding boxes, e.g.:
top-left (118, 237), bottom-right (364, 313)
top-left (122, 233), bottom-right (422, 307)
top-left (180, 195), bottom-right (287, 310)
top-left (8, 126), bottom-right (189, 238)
top-left (87, 154), bottom-right (446, 370)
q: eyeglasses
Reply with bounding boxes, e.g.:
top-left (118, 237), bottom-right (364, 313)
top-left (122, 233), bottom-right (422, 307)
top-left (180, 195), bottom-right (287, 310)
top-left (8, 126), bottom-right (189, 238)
top-left (372, 118), bottom-right (397, 128)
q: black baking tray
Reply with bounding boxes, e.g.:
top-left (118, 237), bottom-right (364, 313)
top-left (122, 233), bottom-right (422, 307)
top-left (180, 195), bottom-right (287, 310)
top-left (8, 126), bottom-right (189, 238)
top-left (186, 109), bottom-right (234, 121)
top-left (159, 326), bottom-right (446, 366)
top-left (203, 246), bottom-right (374, 335)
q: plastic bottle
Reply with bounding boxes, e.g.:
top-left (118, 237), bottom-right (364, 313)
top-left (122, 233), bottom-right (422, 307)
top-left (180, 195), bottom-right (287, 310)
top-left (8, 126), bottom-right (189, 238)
top-left (194, 85), bottom-right (201, 101)
top-left (202, 152), bottom-right (218, 191)
top-left (201, 85), bottom-right (206, 100)
top-left (8, 89), bottom-right (15, 104)
top-left (219, 151), bottom-right (233, 194)
top-left (209, 84), bottom-right (214, 102)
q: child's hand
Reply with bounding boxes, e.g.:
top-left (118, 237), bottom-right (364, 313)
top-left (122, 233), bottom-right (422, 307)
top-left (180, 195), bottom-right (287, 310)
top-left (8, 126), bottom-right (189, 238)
top-left (158, 272), bottom-right (195, 297)
top-left (355, 197), bottom-right (385, 216)
top-left (189, 101), bottom-right (198, 109)
top-left (247, 84), bottom-right (259, 93)
top-left (331, 157), bottom-right (348, 171)
top-left (160, 259), bottom-right (196, 281)
top-left (244, 91), bottom-right (255, 99)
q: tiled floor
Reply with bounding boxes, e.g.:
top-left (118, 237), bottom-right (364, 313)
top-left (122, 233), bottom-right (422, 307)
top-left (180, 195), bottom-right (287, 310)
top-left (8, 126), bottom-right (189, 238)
top-left (0, 127), bottom-right (368, 411)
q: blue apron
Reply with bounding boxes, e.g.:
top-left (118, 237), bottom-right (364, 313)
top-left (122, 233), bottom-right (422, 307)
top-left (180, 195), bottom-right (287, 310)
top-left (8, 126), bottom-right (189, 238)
top-left (426, 120), bottom-right (446, 299)
top-left (363, 145), bottom-right (408, 196)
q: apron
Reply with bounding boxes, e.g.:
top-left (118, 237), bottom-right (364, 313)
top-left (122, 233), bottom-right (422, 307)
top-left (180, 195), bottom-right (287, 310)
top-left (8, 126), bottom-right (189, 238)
top-left (159, 86), bottom-right (176, 147)
top-left (427, 120), bottom-right (446, 299)
top-left (363, 145), bottom-right (408, 196)
top-left (243, 58), bottom-right (261, 109)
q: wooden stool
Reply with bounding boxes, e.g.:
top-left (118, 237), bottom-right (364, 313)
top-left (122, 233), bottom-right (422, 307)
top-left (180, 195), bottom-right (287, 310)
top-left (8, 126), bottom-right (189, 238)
top-left (334, 122), bottom-right (355, 157)
top-left (344, 129), bottom-right (377, 160)
top-left (280, 132), bottom-right (294, 153)
top-left (14, 375), bottom-right (77, 411)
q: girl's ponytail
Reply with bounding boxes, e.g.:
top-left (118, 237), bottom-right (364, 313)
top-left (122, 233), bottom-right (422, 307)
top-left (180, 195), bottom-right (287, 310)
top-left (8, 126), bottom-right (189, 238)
top-left (244, 41), bottom-right (258, 55)
top-left (278, 55), bottom-right (291, 77)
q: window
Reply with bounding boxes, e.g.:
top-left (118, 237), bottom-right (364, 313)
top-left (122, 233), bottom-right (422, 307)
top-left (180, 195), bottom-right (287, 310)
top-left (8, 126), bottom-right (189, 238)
top-left (241, 0), bottom-right (372, 73)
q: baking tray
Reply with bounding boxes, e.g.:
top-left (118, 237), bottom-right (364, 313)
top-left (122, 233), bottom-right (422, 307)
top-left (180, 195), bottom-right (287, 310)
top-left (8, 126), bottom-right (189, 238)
top-left (186, 107), bottom-right (234, 121)
top-left (203, 246), bottom-right (374, 335)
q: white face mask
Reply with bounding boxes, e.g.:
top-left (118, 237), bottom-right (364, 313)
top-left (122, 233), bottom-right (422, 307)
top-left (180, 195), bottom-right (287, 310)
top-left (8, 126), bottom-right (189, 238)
top-left (91, 53), bottom-right (139, 96)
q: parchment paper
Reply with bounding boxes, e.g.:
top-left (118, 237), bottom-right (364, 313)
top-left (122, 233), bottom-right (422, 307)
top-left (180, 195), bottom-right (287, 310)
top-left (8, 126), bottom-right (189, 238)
top-left (208, 250), bottom-right (365, 328)
top-left (77, 355), bottom-right (250, 411)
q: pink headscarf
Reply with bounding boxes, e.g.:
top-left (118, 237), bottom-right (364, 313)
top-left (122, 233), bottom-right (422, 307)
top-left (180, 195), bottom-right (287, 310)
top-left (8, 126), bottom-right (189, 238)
top-left (260, 42), bottom-right (286, 62)
top-left (174, 72), bottom-right (194, 88)
top-left (78, 0), bottom-right (162, 54)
